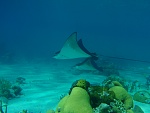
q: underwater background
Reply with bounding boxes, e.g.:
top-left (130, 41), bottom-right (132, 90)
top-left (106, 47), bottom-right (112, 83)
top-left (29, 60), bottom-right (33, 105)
top-left (0, 0), bottom-right (150, 113)
top-left (0, 0), bottom-right (150, 61)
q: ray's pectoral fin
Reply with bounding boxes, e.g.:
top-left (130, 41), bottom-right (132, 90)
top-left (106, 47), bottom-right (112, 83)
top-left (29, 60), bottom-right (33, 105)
top-left (74, 58), bottom-right (103, 72)
top-left (53, 32), bottom-right (96, 59)
top-left (77, 39), bottom-right (99, 60)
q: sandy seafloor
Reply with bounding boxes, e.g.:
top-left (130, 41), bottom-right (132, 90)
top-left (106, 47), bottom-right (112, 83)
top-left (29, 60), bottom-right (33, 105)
top-left (0, 59), bottom-right (150, 113)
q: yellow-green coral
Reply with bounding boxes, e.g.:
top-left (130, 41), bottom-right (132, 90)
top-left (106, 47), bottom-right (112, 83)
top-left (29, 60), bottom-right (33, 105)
top-left (55, 87), bottom-right (93, 113)
top-left (112, 81), bottom-right (123, 87)
top-left (109, 86), bottom-right (133, 110)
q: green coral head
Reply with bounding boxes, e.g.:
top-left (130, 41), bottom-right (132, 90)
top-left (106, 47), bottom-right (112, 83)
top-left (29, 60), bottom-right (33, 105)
top-left (69, 79), bottom-right (90, 94)
top-left (76, 79), bottom-right (90, 88)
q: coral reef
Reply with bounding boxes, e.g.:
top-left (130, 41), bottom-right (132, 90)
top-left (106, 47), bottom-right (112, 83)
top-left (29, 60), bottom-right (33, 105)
top-left (102, 75), bottom-right (128, 90)
top-left (110, 99), bottom-right (126, 113)
top-left (47, 79), bottom-right (138, 113)
top-left (102, 75), bottom-right (143, 93)
top-left (55, 87), bottom-right (93, 113)
top-left (0, 78), bottom-right (23, 99)
top-left (109, 86), bottom-right (133, 110)
top-left (88, 85), bottom-right (115, 108)
top-left (0, 79), bottom-right (12, 99)
top-left (0, 79), bottom-right (22, 113)
top-left (93, 100), bottom-right (128, 113)
top-left (47, 79), bottom-right (93, 113)
top-left (0, 79), bottom-right (11, 91)
top-left (133, 91), bottom-right (150, 104)
top-left (91, 82), bottom-right (134, 113)
top-left (93, 103), bottom-right (111, 113)
top-left (11, 85), bottom-right (22, 96)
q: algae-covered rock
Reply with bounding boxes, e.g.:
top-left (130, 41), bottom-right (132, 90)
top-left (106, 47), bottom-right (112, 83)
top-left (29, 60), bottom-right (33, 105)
top-left (133, 91), bottom-right (150, 104)
top-left (55, 87), bottom-right (93, 113)
top-left (109, 86), bottom-right (133, 110)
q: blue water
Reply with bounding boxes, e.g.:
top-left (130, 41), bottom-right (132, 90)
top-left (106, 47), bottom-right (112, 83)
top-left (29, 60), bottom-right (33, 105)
top-left (0, 0), bottom-right (150, 62)
top-left (0, 1), bottom-right (150, 112)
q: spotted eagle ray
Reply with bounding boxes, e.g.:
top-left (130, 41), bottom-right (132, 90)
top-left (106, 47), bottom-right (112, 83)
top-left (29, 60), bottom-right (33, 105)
top-left (53, 32), bottom-right (98, 60)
